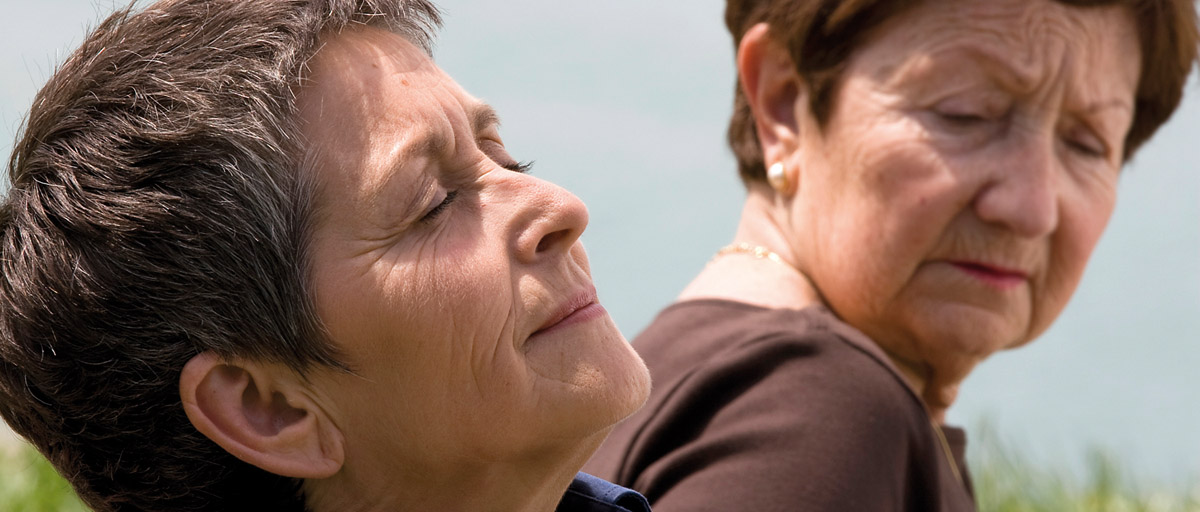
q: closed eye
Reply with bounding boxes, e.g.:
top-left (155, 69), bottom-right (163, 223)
top-left (929, 94), bottom-right (1010, 129)
top-left (419, 190), bottom-right (458, 223)
top-left (1062, 125), bottom-right (1109, 160)
top-left (1066, 139), bottom-right (1106, 159)
top-left (935, 111), bottom-right (989, 126)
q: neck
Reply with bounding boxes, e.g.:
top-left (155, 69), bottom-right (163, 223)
top-left (881, 355), bottom-right (953, 424)
top-left (688, 187), bottom-right (963, 422)
top-left (679, 186), bottom-right (821, 310)
top-left (304, 432), bottom-right (604, 512)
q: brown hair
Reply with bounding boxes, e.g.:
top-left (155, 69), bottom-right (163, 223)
top-left (724, 0), bottom-right (1200, 185)
top-left (0, 0), bottom-right (439, 510)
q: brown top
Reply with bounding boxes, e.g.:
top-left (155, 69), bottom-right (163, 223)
top-left (584, 300), bottom-right (976, 511)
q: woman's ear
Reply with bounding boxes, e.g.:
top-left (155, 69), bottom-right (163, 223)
top-left (179, 352), bottom-right (344, 479)
top-left (737, 23), bottom-right (807, 176)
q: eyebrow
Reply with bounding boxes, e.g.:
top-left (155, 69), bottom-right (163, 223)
top-left (400, 102), bottom-right (501, 165)
top-left (469, 103), bottom-right (501, 135)
top-left (947, 46), bottom-right (1039, 92)
top-left (1078, 99), bottom-right (1132, 115)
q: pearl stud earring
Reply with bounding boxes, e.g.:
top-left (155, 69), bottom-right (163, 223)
top-left (767, 162), bottom-right (789, 193)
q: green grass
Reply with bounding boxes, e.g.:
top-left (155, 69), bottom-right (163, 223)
top-left (0, 426), bottom-right (1196, 511)
top-left (970, 422), bottom-right (1200, 512)
top-left (0, 440), bottom-right (88, 512)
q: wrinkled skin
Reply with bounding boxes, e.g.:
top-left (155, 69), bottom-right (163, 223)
top-left (297, 27), bottom-right (650, 511)
top-left (779, 0), bottom-right (1140, 411)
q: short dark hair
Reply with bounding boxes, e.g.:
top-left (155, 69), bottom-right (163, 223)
top-left (0, 0), bottom-right (439, 510)
top-left (724, 0), bottom-right (1200, 185)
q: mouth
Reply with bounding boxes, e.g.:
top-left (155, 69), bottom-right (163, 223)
top-left (949, 261), bottom-right (1029, 289)
top-left (530, 286), bottom-right (606, 338)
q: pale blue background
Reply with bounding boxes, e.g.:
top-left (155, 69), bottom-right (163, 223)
top-left (2, 0), bottom-right (1197, 486)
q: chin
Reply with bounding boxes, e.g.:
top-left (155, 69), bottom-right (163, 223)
top-left (580, 341), bottom-right (651, 430)
top-left (531, 336), bottom-right (650, 440)
top-left (612, 350), bottom-right (652, 420)
top-left (1001, 332), bottom-right (1038, 351)
top-left (917, 299), bottom-right (1030, 349)
top-left (900, 322), bottom-right (1019, 376)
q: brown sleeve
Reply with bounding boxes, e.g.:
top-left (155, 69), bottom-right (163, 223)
top-left (604, 332), bottom-right (934, 512)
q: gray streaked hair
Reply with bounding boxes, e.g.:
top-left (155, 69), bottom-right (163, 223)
top-left (0, 0), bottom-right (440, 510)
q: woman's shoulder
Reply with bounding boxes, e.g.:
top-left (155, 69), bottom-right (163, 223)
top-left (584, 300), bottom-right (951, 509)
top-left (614, 298), bottom-right (931, 450)
top-left (633, 299), bottom-right (847, 359)
top-left (634, 299), bottom-right (918, 410)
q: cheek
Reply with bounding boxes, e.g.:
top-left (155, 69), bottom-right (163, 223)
top-left (316, 241), bottom-right (516, 384)
top-left (1031, 193), bottom-right (1115, 333)
top-left (337, 260), bottom-right (523, 438)
top-left (414, 252), bottom-right (518, 380)
top-left (806, 140), bottom-right (968, 308)
top-left (408, 220), bottom-right (518, 344)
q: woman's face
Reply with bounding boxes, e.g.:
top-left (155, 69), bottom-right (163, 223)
top-left (298, 27), bottom-right (649, 476)
top-left (787, 1), bottom-right (1140, 389)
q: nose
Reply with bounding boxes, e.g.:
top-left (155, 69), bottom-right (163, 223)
top-left (971, 137), bottom-right (1060, 238)
top-left (509, 175), bottom-right (589, 264)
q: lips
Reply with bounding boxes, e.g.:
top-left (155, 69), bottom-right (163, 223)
top-left (530, 286), bottom-right (604, 338)
top-left (950, 260), bottom-right (1029, 288)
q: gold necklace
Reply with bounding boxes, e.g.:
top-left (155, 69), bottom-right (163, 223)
top-left (712, 242), bottom-right (801, 274)
top-left (931, 420), bottom-right (965, 486)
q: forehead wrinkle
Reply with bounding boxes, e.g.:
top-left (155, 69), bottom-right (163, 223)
top-left (868, 5), bottom-right (1039, 91)
top-left (362, 98), bottom-right (467, 226)
top-left (391, 89), bottom-right (461, 173)
top-left (983, 1), bottom-right (1136, 93)
top-left (307, 26), bottom-right (497, 236)
top-left (309, 85), bottom-right (449, 234)
top-left (1069, 8), bottom-right (1140, 110)
top-left (931, 17), bottom-right (1058, 95)
top-left (881, 0), bottom-right (1136, 104)
top-left (390, 94), bottom-right (492, 184)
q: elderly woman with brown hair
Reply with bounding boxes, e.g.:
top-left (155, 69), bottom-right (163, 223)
top-left (585, 0), bottom-right (1199, 510)
top-left (0, 1), bottom-right (653, 511)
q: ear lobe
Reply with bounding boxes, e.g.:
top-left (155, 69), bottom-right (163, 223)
top-left (737, 23), bottom-right (806, 173)
top-left (180, 352), bottom-right (344, 479)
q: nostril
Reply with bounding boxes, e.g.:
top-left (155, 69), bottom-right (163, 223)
top-left (536, 228), bottom-right (571, 253)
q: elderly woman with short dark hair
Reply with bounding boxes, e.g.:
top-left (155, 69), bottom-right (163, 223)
top-left (585, 0), bottom-right (1199, 510)
top-left (0, 1), bottom-right (652, 511)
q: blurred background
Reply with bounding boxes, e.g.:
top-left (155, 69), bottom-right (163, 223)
top-left (1, 0), bottom-right (1197, 503)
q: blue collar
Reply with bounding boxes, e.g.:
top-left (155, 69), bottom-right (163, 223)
top-left (556, 472), bottom-right (651, 512)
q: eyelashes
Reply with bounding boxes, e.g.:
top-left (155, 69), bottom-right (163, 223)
top-left (479, 137), bottom-right (533, 174)
top-left (417, 158), bottom-right (531, 224)
top-left (419, 190), bottom-right (458, 223)
top-left (504, 160), bottom-right (534, 174)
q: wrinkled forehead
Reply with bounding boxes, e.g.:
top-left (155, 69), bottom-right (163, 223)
top-left (307, 25), bottom-right (442, 89)
top-left (296, 27), bottom-right (467, 168)
top-left (865, 0), bottom-right (1140, 92)
top-left (294, 25), bottom-right (487, 225)
top-left (298, 25), bottom-right (458, 128)
top-left (880, 0), bottom-right (1137, 48)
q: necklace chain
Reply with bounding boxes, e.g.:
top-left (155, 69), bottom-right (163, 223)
top-left (712, 242), bottom-right (801, 274)
top-left (932, 420), bottom-right (965, 486)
